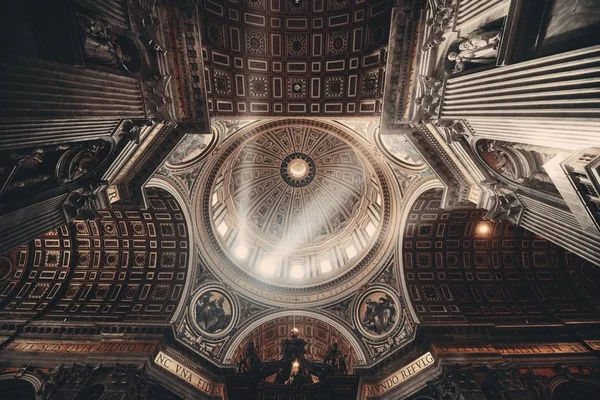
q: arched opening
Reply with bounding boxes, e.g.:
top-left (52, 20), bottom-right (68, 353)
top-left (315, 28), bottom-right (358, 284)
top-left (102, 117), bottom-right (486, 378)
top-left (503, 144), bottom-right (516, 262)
top-left (0, 378), bottom-right (36, 400)
top-left (553, 379), bottom-right (600, 400)
top-left (232, 315), bottom-right (358, 374)
top-left (474, 139), bottom-right (561, 196)
top-left (225, 315), bottom-right (361, 400)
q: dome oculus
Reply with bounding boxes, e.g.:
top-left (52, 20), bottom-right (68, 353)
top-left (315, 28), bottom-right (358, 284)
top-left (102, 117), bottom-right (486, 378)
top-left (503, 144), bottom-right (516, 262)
top-left (281, 153), bottom-right (315, 187)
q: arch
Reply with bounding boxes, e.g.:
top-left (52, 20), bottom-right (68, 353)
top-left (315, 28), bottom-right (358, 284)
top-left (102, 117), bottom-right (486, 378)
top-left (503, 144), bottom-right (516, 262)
top-left (0, 373), bottom-right (43, 400)
top-left (401, 187), bottom-right (600, 325)
top-left (0, 187), bottom-right (191, 323)
top-left (147, 176), bottom-right (196, 324)
top-left (222, 310), bottom-right (368, 365)
top-left (397, 176), bottom-right (445, 324)
top-left (550, 375), bottom-right (600, 400)
top-left (471, 138), bottom-right (561, 197)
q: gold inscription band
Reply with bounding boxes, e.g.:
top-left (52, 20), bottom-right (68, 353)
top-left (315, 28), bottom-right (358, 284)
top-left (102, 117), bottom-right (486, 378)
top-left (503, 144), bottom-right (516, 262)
top-left (4, 340), bottom-right (158, 354)
top-left (362, 352), bottom-right (436, 399)
top-left (154, 351), bottom-right (225, 398)
top-left (433, 342), bottom-right (589, 355)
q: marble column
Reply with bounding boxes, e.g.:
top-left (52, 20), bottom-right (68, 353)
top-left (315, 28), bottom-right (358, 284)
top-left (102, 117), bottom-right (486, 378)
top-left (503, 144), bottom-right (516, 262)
top-left (0, 192), bottom-right (69, 254)
top-left (440, 45), bottom-right (600, 149)
top-left (75, 0), bottom-right (129, 29)
top-left (455, 0), bottom-right (510, 29)
top-left (516, 192), bottom-right (600, 265)
top-left (0, 55), bottom-right (146, 150)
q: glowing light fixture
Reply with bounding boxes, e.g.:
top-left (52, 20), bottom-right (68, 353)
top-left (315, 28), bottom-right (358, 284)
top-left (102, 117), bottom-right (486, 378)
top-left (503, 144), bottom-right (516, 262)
top-left (292, 360), bottom-right (300, 374)
top-left (259, 258), bottom-right (277, 275)
top-left (289, 263), bottom-right (304, 279)
top-left (476, 223), bottom-right (491, 235)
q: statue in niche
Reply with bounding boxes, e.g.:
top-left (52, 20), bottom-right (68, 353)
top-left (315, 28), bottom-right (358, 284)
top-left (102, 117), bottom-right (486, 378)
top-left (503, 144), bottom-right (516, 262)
top-left (478, 140), bottom-right (520, 182)
top-left (63, 141), bottom-right (108, 183)
top-left (37, 364), bottom-right (66, 400)
top-left (63, 187), bottom-right (99, 221)
top-left (195, 291), bottom-right (232, 334)
top-left (237, 342), bottom-right (261, 374)
top-left (323, 343), bottom-right (348, 376)
top-left (76, 13), bottom-right (131, 71)
top-left (478, 140), bottom-right (561, 195)
top-left (448, 29), bottom-right (502, 73)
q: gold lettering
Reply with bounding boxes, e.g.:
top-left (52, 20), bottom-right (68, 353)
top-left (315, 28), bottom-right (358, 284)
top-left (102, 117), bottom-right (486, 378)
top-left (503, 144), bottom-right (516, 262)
top-left (363, 353), bottom-right (435, 399)
top-left (154, 352), bottom-right (218, 397)
top-left (366, 385), bottom-right (380, 395)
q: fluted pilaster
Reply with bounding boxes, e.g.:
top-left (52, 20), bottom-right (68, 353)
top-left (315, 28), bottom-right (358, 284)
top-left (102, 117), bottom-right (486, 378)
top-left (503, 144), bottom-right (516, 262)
top-left (441, 45), bottom-right (600, 149)
top-left (455, 0), bottom-right (509, 28)
top-left (517, 193), bottom-right (600, 265)
top-left (0, 55), bottom-right (146, 149)
top-left (76, 0), bottom-right (129, 29)
top-left (0, 192), bottom-right (68, 254)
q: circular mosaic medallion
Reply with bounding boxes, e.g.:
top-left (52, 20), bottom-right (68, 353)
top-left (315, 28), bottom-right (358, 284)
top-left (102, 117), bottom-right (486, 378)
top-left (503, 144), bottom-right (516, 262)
top-left (280, 153), bottom-right (316, 187)
top-left (354, 287), bottom-right (402, 340)
top-left (190, 288), bottom-right (237, 338)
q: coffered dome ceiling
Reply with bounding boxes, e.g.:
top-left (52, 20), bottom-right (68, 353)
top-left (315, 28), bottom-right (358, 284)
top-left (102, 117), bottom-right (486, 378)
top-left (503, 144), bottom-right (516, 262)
top-left (194, 119), bottom-right (399, 306)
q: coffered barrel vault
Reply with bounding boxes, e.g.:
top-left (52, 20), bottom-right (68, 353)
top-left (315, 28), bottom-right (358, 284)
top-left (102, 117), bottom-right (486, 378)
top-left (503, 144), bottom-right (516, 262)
top-left (200, 0), bottom-right (394, 117)
top-left (403, 189), bottom-right (600, 325)
top-left (0, 188), bottom-right (190, 323)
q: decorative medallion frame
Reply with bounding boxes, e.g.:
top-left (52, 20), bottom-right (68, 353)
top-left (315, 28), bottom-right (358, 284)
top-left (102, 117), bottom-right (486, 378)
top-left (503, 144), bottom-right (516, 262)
top-left (188, 284), bottom-right (239, 340)
top-left (352, 284), bottom-right (404, 343)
